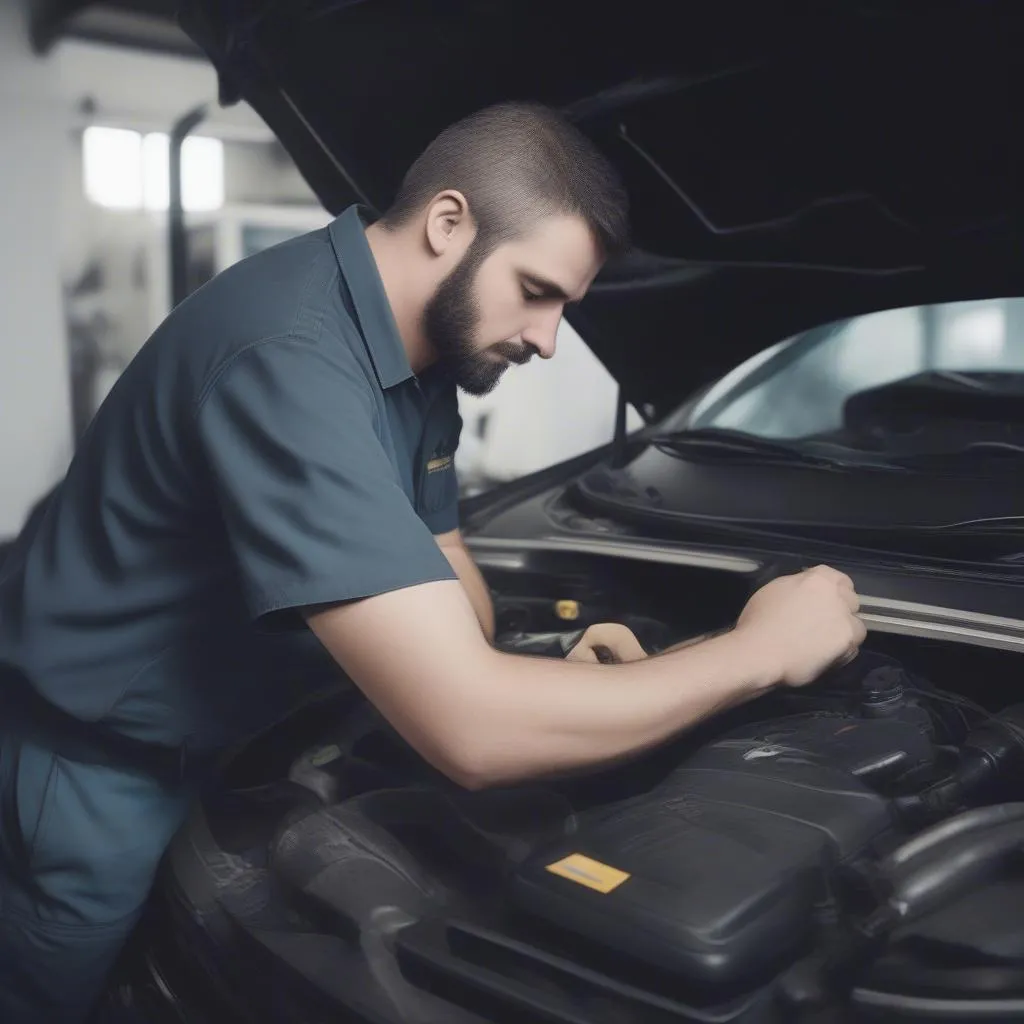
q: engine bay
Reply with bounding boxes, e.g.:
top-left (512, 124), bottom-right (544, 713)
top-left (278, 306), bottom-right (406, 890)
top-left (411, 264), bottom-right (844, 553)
top-left (153, 600), bottom-right (1024, 1024)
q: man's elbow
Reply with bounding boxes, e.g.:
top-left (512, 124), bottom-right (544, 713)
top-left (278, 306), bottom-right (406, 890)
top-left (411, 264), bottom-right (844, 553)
top-left (449, 763), bottom-right (525, 791)
top-left (433, 744), bottom-right (502, 791)
top-left (445, 764), bottom-right (494, 792)
top-left (428, 729), bottom-right (517, 792)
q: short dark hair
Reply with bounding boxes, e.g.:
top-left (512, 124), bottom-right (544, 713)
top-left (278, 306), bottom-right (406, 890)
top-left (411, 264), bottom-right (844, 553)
top-left (381, 101), bottom-right (629, 259)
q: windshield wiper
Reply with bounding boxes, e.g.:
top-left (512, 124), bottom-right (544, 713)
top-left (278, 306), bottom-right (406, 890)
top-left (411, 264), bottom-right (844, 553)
top-left (929, 516), bottom-right (1024, 535)
top-left (886, 440), bottom-right (1024, 470)
top-left (646, 428), bottom-right (901, 471)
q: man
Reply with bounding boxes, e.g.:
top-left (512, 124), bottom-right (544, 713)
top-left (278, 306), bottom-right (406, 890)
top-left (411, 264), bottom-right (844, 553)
top-left (0, 102), bottom-right (865, 1022)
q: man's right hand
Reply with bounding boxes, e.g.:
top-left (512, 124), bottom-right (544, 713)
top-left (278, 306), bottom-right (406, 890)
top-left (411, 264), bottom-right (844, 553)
top-left (733, 566), bottom-right (866, 688)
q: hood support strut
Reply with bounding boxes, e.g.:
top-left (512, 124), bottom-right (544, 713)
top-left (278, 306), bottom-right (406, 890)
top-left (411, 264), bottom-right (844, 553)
top-left (610, 387), bottom-right (629, 469)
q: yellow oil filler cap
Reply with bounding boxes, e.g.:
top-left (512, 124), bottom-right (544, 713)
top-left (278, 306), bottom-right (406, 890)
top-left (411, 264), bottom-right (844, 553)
top-left (555, 599), bottom-right (580, 621)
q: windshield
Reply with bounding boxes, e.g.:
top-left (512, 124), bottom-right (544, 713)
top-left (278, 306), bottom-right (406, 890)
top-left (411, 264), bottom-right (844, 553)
top-left (679, 298), bottom-right (1024, 440)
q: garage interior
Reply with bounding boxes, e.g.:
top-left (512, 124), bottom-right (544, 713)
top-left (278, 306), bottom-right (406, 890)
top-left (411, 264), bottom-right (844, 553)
top-left (4, 4), bottom-right (1024, 1024)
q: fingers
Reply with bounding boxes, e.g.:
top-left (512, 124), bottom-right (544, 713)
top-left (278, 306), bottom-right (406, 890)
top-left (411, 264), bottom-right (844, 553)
top-left (852, 614), bottom-right (868, 646)
top-left (566, 644), bottom-right (599, 664)
top-left (805, 565), bottom-right (860, 612)
top-left (602, 626), bottom-right (647, 663)
top-left (806, 564), bottom-right (854, 589)
top-left (567, 624), bottom-right (648, 664)
top-left (805, 566), bottom-right (868, 663)
top-left (836, 615), bottom-right (868, 669)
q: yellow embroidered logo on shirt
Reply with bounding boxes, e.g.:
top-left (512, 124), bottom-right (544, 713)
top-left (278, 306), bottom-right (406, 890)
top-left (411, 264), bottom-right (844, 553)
top-left (545, 853), bottom-right (631, 893)
top-left (426, 455), bottom-right (452, 473)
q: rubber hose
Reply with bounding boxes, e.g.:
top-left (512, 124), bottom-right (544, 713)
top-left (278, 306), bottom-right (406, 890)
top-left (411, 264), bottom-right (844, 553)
top-left (880, 802), bottom-right (1024, 874)
top-left (888, 817), bottom-right (1024, 921)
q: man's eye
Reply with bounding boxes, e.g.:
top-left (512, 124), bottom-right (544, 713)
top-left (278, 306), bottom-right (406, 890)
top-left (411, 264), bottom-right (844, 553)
top-left (522, 286), bottom-right (543, 301)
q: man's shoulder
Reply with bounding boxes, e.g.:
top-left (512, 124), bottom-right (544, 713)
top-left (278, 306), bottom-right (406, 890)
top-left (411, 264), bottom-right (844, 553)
top-left (178, 228), bottom-right (343, 343)
top-left (151, 226), bottom-right (373, 393)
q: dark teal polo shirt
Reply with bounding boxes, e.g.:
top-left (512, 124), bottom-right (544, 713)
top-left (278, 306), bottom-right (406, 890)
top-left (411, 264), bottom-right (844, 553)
top-left (0, 206), bottom-right (462, 751)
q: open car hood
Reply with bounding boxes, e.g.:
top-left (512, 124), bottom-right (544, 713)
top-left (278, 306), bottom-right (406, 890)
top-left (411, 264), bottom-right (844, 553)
top-left (178, 1), bottom-right (1023, 417)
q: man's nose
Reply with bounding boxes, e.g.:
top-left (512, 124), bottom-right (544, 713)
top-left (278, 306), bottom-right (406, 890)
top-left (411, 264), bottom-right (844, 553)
top-left (522, 305), bottom-right (562, 360)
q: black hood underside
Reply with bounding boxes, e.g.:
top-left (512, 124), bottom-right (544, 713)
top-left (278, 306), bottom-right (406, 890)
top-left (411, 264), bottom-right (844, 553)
top-left (180, 0), bottom-right (1024, 415)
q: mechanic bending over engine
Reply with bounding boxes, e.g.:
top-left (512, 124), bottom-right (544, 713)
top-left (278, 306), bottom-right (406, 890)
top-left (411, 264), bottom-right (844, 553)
top-left (0, 102), bottom-right (866, 1023)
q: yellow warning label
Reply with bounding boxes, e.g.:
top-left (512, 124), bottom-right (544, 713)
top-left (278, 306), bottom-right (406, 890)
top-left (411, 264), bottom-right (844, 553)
top-left (545, 853), bottom-right (631, 894)
top-left (555, 599), bottom-right (580, 621)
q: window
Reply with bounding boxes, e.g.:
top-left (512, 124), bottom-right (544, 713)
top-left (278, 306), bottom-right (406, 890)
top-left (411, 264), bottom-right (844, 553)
top-left (82, 126), bottom-right (224, 213)
top-left (680, 298), bottom-right (1024, 441)
top-left (82, 127), bottom-right (143, 210)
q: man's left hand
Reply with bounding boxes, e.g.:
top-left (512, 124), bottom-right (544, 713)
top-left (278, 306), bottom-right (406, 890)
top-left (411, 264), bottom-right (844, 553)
top-left (566, 623), bottom-right (648, 664)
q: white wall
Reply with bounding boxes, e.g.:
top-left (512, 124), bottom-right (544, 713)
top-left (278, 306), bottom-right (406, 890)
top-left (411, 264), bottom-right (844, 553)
top-left (0, 0), bottom-right (74, 535)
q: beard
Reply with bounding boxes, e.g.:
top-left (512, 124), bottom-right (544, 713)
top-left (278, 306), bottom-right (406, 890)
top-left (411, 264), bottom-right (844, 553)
top-left (423, 250), bottom-right (535, 396)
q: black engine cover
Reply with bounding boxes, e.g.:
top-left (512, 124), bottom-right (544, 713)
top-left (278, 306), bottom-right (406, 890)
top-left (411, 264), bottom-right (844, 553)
top-left (511, 713), bottom-right (928, 992)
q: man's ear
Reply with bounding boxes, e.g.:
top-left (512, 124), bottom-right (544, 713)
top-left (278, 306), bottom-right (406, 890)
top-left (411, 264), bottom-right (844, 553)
top-left (424, 190), bottom-right (473, 257)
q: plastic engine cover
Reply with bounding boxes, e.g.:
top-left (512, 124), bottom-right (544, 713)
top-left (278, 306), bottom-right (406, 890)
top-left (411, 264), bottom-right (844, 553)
top-left (512, 714), bottom-right (912, 992)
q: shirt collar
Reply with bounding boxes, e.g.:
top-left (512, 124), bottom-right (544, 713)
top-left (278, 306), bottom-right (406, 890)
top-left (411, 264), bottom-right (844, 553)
top-left (328, 204), bottom-right (414, 390)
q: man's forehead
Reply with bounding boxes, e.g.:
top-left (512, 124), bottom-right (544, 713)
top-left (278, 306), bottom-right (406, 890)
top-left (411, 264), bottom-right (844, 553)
top-left (505, 214), bottom-right (603, 300)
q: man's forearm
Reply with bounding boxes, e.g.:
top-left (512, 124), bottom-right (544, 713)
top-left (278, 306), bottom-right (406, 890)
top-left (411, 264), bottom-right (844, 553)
top-left (312, 580), bottom-right (775, 788)
top-left (306, 579), bottom-right (844, 792)
top-left (457, 629), bottom-right (774, 785)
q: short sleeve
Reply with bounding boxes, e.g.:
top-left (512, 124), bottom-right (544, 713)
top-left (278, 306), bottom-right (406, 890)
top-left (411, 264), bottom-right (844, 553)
top-left (195, 336), bottom-right (457, 624)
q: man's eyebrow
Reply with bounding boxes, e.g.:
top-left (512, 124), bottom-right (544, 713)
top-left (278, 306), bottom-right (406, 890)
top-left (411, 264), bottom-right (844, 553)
top-left (521, 273), bottom-right (578, 303)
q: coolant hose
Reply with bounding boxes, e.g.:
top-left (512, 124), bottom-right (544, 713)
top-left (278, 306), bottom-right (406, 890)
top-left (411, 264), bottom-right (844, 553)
top-left (880, 802), bottom-right (1024, 874)
top-left (883, 816), bottom-right (1024, 922)
top-left (785, 804), bottom-right (1024, 1004)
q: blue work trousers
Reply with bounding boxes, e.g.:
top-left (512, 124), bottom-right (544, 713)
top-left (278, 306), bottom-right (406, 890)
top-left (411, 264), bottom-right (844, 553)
top-left (0, 737), bottom-right (191, 1023)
